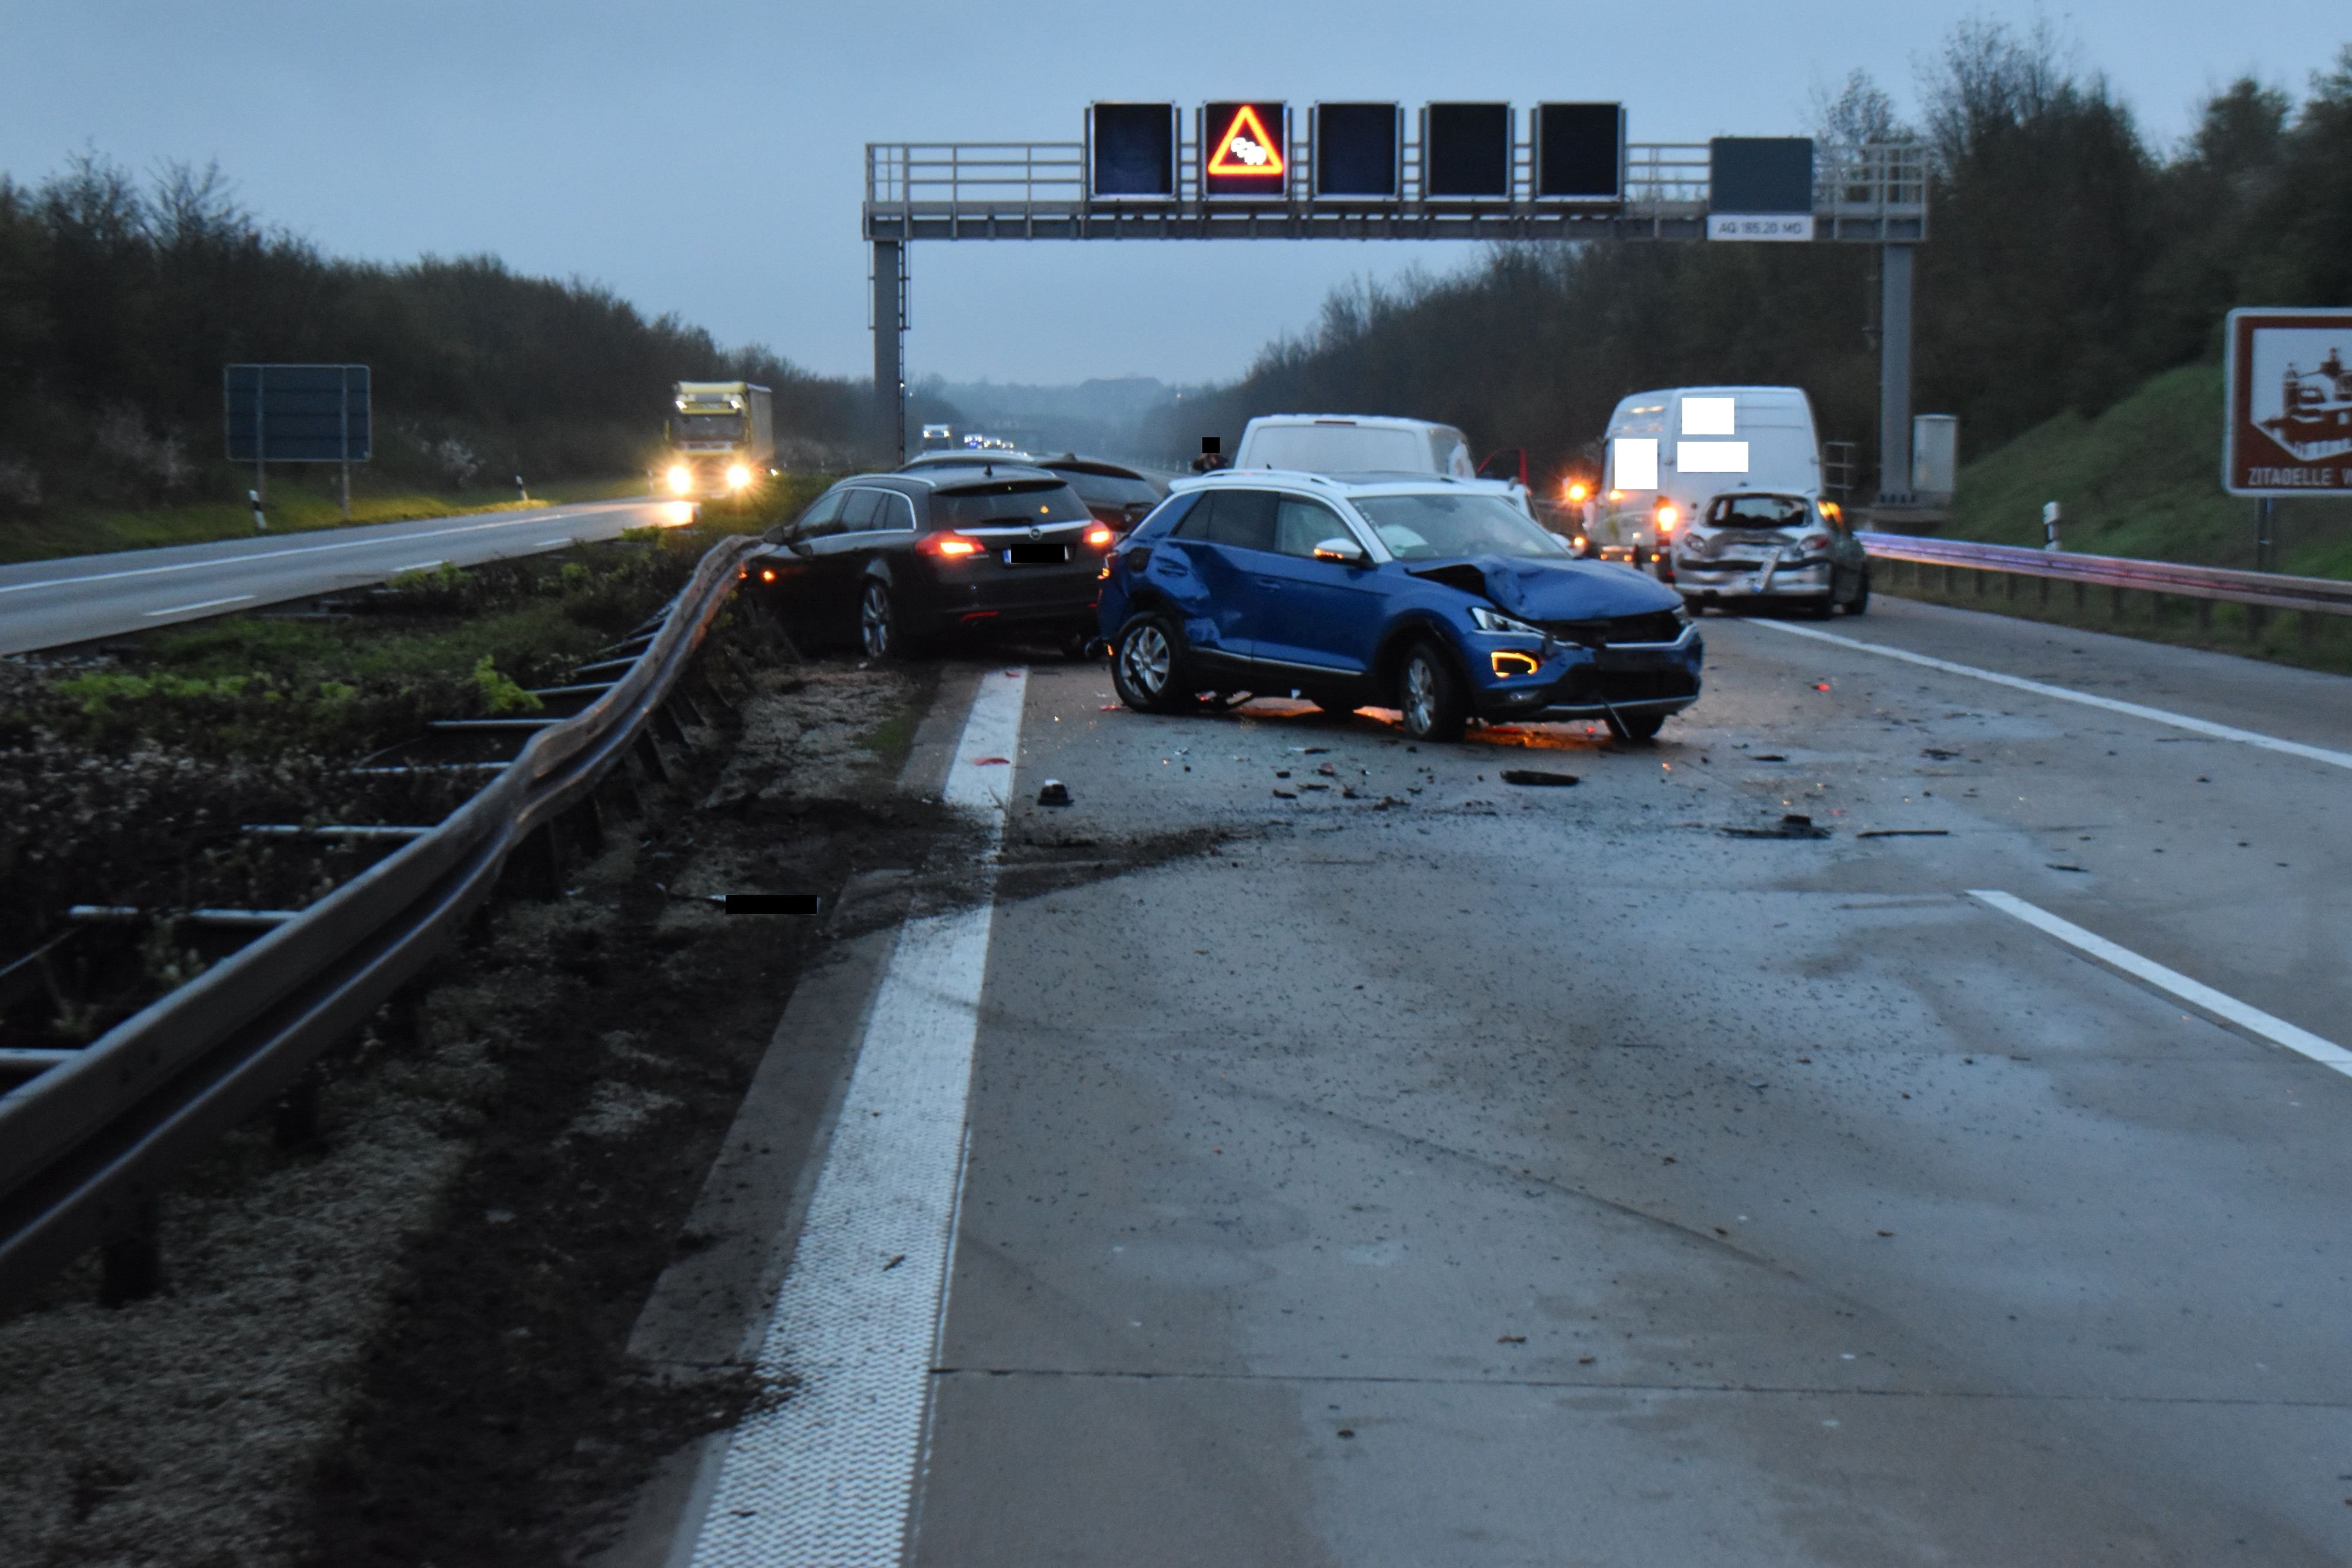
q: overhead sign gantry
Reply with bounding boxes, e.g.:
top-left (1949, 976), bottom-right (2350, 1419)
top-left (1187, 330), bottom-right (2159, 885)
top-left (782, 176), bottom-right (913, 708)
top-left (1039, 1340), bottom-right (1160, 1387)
top-left (862, 102), bottom-right (1928, 502)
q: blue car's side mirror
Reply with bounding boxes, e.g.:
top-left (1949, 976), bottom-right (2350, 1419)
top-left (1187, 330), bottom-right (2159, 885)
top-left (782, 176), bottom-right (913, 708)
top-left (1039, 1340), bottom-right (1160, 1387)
top-left (1312, 537), bottom-right (1368, 566)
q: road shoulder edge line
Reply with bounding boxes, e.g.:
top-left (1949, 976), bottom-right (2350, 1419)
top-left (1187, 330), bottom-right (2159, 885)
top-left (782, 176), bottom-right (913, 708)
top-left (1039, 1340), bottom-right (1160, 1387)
top-left (1969, 890), bottom-right (2352, 1076)
top-left (1753, 619), bottom-right (2352, 771)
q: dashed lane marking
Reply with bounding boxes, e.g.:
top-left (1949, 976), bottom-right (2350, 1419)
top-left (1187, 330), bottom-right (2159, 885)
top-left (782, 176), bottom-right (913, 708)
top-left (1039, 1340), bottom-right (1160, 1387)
top-left (686, 667), bottom-right (1029, 1567)
top-left (1970, 890), bottom-right (2352, 1077)
top-left (1755, 620), bottom-right (2352, 772)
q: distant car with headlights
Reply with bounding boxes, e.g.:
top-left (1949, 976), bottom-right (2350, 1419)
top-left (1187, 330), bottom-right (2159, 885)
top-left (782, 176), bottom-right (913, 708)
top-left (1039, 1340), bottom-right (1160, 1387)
top-left (1673, 492), bottom-right (1870, 616)
top-left (741, 463), bottom-right (1120, 658)
top-left (1098, 470), bottom-right (1700, 742)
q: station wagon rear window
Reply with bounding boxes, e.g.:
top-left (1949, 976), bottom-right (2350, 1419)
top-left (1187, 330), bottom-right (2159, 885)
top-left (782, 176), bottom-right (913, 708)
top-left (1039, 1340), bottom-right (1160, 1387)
top-left (934, 480), bottom-right (1088, 529)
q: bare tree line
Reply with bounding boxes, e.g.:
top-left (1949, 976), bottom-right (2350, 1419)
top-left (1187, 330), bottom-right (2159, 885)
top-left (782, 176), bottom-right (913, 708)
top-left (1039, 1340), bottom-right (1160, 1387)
top-left (1142, 25), bottom-right (2352, 494)
top-left (0, 157), bottom-right (872, 511)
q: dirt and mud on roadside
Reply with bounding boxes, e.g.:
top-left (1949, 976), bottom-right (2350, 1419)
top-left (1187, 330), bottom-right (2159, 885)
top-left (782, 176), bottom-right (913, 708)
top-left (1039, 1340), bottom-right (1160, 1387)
top-left (0, 643), bottom-right (1270, 1568)
top-left (0, 650), bottom-right (960, 1568)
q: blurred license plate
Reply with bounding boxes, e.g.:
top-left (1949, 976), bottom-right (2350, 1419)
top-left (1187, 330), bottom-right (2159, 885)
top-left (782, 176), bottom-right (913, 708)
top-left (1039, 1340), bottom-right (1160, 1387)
top-left (1004, 544), bottom-right (1069, 566)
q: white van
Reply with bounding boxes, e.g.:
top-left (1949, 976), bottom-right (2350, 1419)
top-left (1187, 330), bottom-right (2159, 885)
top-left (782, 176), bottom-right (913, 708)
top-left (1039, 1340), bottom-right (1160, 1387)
top-left (1235, 413), bottom-right (1476, 478)
top-left (1234, 414), bottom-right (1541, 515)
top-left (1592, 387), bottom-right (1821, 563)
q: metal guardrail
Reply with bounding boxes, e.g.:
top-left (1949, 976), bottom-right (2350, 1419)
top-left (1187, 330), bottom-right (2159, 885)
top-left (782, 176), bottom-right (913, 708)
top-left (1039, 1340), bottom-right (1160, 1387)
top-left (0, 535), bottom-right (761, 1310)
top-left (863, 140), bottom-right (1927, 243)
top-left (1860, 533), bottom-right (2352, 617)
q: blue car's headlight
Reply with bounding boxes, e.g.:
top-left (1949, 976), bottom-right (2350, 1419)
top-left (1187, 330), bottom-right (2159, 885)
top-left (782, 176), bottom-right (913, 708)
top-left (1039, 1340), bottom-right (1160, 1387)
top-left (1468, 605), bottom-right (1541, 635)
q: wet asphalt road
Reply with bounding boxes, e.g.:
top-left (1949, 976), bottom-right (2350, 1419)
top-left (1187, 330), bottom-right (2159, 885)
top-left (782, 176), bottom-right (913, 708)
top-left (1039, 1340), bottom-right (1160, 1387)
top-left (908, 594), bottom-right (2352, 1565)
top-left (0, 497), bottom-right (673, 653)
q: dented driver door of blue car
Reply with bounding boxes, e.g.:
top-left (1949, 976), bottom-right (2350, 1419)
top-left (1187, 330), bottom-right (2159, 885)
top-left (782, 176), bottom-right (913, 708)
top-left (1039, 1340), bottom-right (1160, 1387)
top-left (1244, 492), bottom-right (1385, 681)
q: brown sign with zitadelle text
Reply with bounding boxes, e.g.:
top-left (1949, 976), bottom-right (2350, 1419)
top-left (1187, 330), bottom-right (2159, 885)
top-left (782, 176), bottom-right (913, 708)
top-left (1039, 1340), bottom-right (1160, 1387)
top-left (2225, 307), bottom-right (2352, 496)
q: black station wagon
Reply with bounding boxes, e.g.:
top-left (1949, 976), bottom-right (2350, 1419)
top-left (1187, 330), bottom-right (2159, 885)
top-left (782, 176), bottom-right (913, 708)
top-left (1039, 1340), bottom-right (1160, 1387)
top-left (741, 463), bottom-right (1120, 657)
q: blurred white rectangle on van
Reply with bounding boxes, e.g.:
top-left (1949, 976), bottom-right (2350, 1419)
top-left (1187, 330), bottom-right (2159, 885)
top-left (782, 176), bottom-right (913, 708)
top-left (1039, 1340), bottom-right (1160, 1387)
top-left (1613, 437), bottom-right (1658, 489)
top-left (1678, 440), bottom-right (1749, 473)
top-left (1681, 397), bottom-right (1735, 435)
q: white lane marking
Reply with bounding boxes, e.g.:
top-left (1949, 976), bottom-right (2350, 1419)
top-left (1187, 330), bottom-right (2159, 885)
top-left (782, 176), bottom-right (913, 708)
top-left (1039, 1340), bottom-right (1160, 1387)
top-left (0, 503), bottom-right (643, 596)
top-left (1755, 620), bottom-right (2352, 772)
top-left (1970, 890), bottom-right (2352, 1077)
top-left (392, 560), bottom-right (446, 574)
top-left (141, 593), bottom-right (254, 617)
top-left (688, 668), bottom-right (1029, 1567)
top-left (536, 537), bottom-right (573, 547)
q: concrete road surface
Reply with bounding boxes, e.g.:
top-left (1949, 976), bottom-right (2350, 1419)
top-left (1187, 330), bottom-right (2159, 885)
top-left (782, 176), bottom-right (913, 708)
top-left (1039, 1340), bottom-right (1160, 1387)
top-left (0, 497), bottom-right (678, 654)
top-left (926, 597), bottom-right (2352, 1564)
top-left (691, 594), bottom-right (2352, 1565)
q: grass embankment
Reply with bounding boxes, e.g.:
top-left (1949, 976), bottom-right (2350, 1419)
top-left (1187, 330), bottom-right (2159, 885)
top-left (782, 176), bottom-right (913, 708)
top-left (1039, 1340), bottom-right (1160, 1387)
top-left (0, 474), bottom-right (652, 567)
top-left (0, 507), bottom-right (789, 1011)
top-left (1882, 362), bottom-right (2352, 674)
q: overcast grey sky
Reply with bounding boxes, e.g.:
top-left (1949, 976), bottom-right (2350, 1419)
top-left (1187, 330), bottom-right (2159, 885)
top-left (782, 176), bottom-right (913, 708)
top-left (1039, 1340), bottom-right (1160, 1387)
top-left (4, 1), bottom-right (2343, 387)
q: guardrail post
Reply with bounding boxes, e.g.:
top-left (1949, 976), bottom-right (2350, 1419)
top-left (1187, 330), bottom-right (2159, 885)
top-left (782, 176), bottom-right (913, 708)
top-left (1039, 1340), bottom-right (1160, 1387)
top-left (598, 770), bottom-right (644, 823)
top-left (509, 823), bottom-right (564, 901)
top-left (689, 672), bottom-right (740, 730)
top-left (2246, 605), bottom-right (2266, 644)
top-left (99, 1196), bottom-right (163, 1307)
top-left (2197, 597), bottom-right (2213, 632)
top-left (633, 732), bottom-right (670, 785)
top-left (562, 797), bottom-right (604, 860)
top-left (380, 977), bottom-right (430, 1052)
top-left (273, 1062), bottom-right (325, 1151)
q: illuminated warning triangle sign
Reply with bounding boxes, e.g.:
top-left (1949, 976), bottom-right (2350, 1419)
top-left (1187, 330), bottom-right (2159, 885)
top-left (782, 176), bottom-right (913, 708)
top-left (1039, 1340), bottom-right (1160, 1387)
top-left (1207, 104), bottom-right (1285, 178)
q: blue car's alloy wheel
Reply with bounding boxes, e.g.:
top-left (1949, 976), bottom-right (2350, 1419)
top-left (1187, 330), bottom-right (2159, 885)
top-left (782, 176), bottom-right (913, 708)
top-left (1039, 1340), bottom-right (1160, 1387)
top-left (1397, 640), bottom-right (1468, 742)
top-left (1112, 614), bottom-right (1188, 713)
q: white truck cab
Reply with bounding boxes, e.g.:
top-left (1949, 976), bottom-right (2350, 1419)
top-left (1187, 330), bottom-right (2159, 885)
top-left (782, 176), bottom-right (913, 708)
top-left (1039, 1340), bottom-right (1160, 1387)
top-left (1592, 387), bottom-right (1821, 566)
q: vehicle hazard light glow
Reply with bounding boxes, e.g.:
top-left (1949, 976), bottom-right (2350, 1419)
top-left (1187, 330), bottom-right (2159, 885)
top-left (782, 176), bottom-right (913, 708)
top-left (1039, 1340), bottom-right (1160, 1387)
top-left (1205, 102), bottom-right (1285, 196)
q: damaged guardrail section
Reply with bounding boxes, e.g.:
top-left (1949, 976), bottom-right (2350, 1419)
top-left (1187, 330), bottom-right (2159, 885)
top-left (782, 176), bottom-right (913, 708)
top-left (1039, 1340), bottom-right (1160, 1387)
top-left (0, 536), bottom-right (761, 1311)
top-left (1860, 533), bottom-right (2352, 619)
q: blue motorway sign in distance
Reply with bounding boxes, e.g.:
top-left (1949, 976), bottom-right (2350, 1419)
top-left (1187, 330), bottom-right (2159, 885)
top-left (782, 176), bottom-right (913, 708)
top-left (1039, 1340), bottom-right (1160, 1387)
top-left (224, 363), bottom-right (371, 463)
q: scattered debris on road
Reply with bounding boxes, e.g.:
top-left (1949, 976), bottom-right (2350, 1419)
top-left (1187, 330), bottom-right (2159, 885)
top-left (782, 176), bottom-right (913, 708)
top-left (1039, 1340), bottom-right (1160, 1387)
top-left (1723, 813), bottom-right (1833, 840)
top-left (1500, 770), bottom-right (1580, 787)
top-left (1036, 780), bottom-right (1071, 807)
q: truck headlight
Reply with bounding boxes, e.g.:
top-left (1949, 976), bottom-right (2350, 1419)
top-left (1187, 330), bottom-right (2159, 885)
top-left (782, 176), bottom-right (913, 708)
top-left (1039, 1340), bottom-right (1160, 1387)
top-left (727, 464), bottom-right (751, 490)
top-left (666, 465), bottom-right (691, 495)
